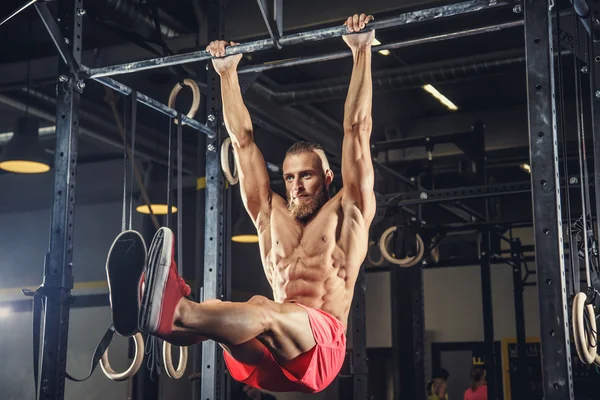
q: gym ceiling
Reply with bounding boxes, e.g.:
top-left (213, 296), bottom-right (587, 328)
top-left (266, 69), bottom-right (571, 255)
top-left (0, 0), bottom-right (579, 219)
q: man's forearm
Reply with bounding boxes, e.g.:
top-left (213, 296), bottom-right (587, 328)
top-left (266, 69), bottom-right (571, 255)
top-left (343, 47), bottom-right (373, 132)
top-left (220, 71), bottom-right (254, 146)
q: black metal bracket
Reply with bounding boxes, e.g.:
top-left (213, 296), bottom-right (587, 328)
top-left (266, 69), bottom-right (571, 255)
top-left (382, 181), bottom-right (531, 208)
top-left (372, 122), bottom-right (485, 164)
top-left (520, 256), bottom-right (536, 286)
top-left (373, 160), bottom-right (520, 237)
top-left (256, 0), bottom-right (283, 49)
top-left (35, 2), bottom-right (84, 83)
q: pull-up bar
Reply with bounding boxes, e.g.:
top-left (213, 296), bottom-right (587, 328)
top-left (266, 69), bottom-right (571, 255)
top-left (89, 16), bottom-right (520, 139)
top-left (31, 0), bottom-right (513, 141)
top-left (237, 20), bottom-right (523, 74)
top-left (86, 0), bottom-right (512, 79)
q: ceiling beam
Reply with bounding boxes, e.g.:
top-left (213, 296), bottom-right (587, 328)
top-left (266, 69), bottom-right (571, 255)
top-left (0, 0), bottom-right (444, 87)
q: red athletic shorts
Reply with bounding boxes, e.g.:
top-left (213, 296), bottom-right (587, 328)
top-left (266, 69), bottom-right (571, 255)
top-left (223, 303), bottom-right (347, 393)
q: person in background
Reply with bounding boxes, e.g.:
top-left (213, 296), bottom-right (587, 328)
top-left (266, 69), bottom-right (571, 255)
top-left (463, 367), bottom-right (487, 400)
top-left (428, 367), bottom-right (449, 400)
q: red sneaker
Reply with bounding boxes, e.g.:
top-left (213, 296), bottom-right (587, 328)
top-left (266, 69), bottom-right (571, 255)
top-left (139, 227), bottom-right (191, 338)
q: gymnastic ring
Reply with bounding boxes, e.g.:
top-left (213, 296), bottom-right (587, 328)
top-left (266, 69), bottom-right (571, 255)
top-left (367, 240), bottom-right (385, 266)
top-left (163, 342), bottom-right (188, 379)
top-left (168, 79), bottom-right (201, 124)
top-left (379, 226), bottom-right (425, 267)
top-left (100, 332), bottom-right (144, 381)
top-left (572, 292), bottom-right (598, 364)
top-left (220, 137), bottom-right (239, 185)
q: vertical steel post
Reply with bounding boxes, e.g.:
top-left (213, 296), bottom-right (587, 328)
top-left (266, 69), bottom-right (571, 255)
top-left (391, 263), bottom-right (426, 400)
top-left (193, 7), bottom-right (209, 399)
top-left (480, 229), bottom-right (497, 399)
top-left (524, 0), bottom-right (574, 398)
top-left (222, 184), bottom-right (233, 399)
top-left (511, 239), bottom-right (528, 399)
top-left (193, 132), bottom-right (206, 399)
top-left (37, 0), bottom-right (82, 398)
top-left (352, 265), bottom-right (368, 400)
top-left (590, 37), bottom-right (600, 244)
top-left (202, 0), bottom-right (226, 398)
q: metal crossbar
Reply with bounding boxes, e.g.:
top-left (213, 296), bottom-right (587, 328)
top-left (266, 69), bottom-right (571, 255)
top-left (86, 0), bottom-right (512, 79)
top-left (93, 75), bottom-right (215, 137)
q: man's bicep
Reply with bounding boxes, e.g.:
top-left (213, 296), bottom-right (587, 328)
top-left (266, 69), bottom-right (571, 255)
top-left (234, 142), bottom-right (273, 222)
top-left (341, 128), bottom-right (376, 217)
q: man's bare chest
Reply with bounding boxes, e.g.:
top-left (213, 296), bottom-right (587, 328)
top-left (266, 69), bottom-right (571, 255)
top-left (269, 207), bottom-right (342, 262)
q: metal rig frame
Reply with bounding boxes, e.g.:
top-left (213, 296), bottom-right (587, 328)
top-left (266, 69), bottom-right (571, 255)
top-left (524, 0), bottom-right (573, 398)
top-left (366, 2), bottom-right (585, 399)
top-left (17, 0), bottom-right (577, 399)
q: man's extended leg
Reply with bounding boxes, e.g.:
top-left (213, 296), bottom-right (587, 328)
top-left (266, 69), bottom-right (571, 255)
top-left (172, 296), bottom-right (316, 360)
top-left (139, 227), bottom-right (316, 362)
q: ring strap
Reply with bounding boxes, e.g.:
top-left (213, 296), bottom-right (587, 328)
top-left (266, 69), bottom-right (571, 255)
top-left (161, 115), bottom-right (189, 379)
top-left (177, 115), bottom-right (183, 277)
top-left (122, 90), bottom-right (137, 232)
top-left (166, 118), bottom-right (173, 228)
top-left (24, 287), bottom-right (116, 397)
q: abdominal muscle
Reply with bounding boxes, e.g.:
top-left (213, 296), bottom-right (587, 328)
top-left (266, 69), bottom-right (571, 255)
top-left (267, 253), bottom-right (352, 326)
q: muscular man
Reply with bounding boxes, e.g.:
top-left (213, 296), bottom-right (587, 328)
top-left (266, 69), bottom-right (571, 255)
top-left (134, 13), bottom-right (375, 393)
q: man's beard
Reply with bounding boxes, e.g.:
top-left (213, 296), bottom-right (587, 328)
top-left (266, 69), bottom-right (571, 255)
top-left (287, 184), bottom-right (328, 221)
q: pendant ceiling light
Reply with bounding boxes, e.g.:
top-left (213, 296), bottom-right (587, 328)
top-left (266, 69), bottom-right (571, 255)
top-left (136, 183), bottom-right (178, 215)
top-left (0, 116), bottom-right (52, 174)
top-left (231, 213), bottom-right (258, 243)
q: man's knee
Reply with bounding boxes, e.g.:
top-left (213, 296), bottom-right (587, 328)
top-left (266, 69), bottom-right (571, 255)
top-left (246, 296), bottom-right (280, 332)
top-left (247, 295), bottom-right (270, 306)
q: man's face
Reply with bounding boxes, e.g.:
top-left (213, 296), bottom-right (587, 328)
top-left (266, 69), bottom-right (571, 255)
top-left (283, 151), bottom-right (330, 221)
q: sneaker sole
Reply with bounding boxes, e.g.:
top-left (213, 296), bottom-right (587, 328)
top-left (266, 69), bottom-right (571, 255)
top-left (139, 227), bottom-right (173, 334)
top-left (106, 230), bottom-right (147, 337)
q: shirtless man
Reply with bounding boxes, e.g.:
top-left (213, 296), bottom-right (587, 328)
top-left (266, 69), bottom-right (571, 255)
top-left (134, 13), bottom-right (376, 393)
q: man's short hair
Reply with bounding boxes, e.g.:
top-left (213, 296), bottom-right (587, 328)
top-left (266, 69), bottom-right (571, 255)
top-left (286, 141), bottom-right (324, 156)
top-left (285, 141), bottom-right (330, 172)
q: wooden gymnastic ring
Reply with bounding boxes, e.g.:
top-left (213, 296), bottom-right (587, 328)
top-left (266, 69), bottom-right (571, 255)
top-left (168, 79), bottom-right (201, 124)
top-left (379, 226), bottom-right (424, 267)
top-left (572, 292), bottom-right (598, 364)
top-left (100, 332), bottom-right (144, 381)
top-left (163, 342), bottom-right (188, 379)
top-left (220, 137), bottom-right (239, 185)
top-left (367, 240), bottom-right (385, 266)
